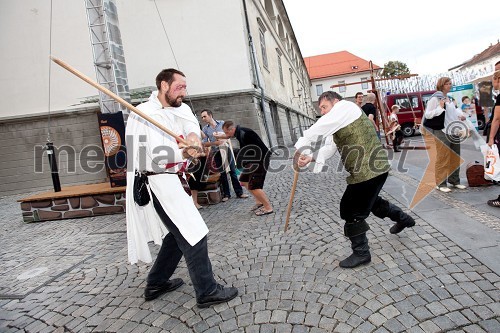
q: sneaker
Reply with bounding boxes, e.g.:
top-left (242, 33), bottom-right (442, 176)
top-left (197, 284), bottom-right (238, 308)
top-left (221, 197), bottom-right (229, 202)
top-left (487, 196), bottom-right (500, 207)
top-left (451, 184), bottom-right (466, 189)
top-left (436, 186), bottom-right (451, 193)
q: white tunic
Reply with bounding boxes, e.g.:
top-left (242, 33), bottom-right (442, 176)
top-left (294, 100), bottom-right (359, 173)
top-left (125, 92), bottom-right (208, 264)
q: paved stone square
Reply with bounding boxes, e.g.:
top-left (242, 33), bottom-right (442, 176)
top-left (1, 153), bottom-right (499, 332)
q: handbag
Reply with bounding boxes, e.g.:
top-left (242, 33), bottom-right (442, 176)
top-left (133, 171), bottom-right (150, 206)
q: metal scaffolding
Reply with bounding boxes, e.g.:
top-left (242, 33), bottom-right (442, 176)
top-left (84, 0), bottom-right (130, 115)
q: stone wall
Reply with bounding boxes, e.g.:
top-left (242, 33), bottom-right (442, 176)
top-left (188, 90), bottom-right (312, 149)
top-left (20, 192), bottom-right (125, 222)
top-left (1, 90), bottom-right (313, 197)
top-left (0, 106), bottom-right (108, 197)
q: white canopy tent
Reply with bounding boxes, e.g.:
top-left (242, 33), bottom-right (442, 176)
top-left (469, 71), bottom-right (495, 84)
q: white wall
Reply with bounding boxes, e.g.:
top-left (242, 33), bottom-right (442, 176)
top-left (246, 0), bottom-right (314, 118)
top-left (117, 0), bottom-right (252, 96)
top-left (0, 0), bottom-right (96, 118)
top-left (0, 0), bottom-right (253, 118)
top-left (309, 72), bottom-right (374, 102)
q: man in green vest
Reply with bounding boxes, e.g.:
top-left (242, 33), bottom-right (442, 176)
top-left (294, 91), bottom-right (415, 268)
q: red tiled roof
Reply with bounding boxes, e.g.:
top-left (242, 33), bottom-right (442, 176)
top-left (464, 42), bottom-right (500, 67)
top-left (304, 51), bottom-right (381, 80)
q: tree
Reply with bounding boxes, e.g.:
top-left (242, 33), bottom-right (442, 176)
top-left (381, 61), bottom-right (410, 78)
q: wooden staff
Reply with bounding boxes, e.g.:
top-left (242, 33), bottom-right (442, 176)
top-left (50, 56), bottom-right (189, 146)
top-left (284, 169), bottom-right (299, 232)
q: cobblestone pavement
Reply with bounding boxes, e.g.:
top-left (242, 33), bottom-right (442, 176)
top-left (1, 156), bottom-right (499, 332)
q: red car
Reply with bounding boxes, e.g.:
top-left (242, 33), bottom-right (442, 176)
top-left (385, 91), bottom-right (435, 137)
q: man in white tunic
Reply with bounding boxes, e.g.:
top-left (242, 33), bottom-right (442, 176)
top-left (125, 68), bottom-right (237, 307)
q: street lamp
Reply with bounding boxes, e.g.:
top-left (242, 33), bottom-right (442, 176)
top-left (290, 87), bottom-right (303, 103)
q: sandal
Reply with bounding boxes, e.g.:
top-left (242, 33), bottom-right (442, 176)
top-left (255, 207), bottom-right (274, 216)
top-left (487, 196), bottom-right (500, 207)
top-left (250, 203), bottom-right (263, 211)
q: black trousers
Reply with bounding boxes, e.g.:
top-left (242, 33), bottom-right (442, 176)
top-left (148, 191), bottom-right (217, 299)
top-left (394, 130), bottom-right (404, 146)
top-left (340, 172), bottom-right (388, 222)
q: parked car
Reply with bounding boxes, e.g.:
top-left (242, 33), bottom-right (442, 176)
top-left (385, 91), bottom-right (435, 137)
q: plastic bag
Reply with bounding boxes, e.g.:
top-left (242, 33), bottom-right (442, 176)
top-left (481, 144), bottom-right (500, 181)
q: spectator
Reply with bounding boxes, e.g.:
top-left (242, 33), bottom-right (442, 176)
top-left (217, 121), bottom-right (273, 216)
top-left (361, 92), bottom-right (380, 139)
top-left (355, 92), bottom-right (364, 108)
top-left (388, 105), bottom-right (404, 152)
top-left (423, 77), bottom-right (467, 193)
top-left (200, 110), bottom-right (248, 201)
top-left (486, 70), bottom-right (500, 207)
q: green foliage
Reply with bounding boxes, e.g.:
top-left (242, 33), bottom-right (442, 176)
top-left (381, 61), bottom-right (410, 78)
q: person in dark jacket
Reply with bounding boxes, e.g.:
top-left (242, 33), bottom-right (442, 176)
top-left (216, 121), bottom-right (273, 216)
top-left (361, 92), bottom-right (380, 139)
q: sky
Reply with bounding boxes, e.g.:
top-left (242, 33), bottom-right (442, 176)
top-left (282, 0), bottom-right (500, 75)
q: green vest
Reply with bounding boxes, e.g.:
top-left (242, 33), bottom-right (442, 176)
top-left (333, 114), bottom-right (390, 184)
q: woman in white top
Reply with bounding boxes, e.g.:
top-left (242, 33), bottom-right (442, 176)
top-left (423, 77), bottom-right (467, 193)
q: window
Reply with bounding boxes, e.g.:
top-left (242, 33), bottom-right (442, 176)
top-left (338, 80), bottom-right (346, 93)
top-left (422, 94), bottom-right (433, 109)
top-left (394, 97), bottom-right (411, 109)
top-left (316, 84), bottom-right (323, 96)
top-left (277, 16), bottom-right (285, 39)
top-left (289, 68), bottom-right (294, 94)
top-left (264, 0), bottom-right (275, 17)
top-left (411, 96), bottom-right (418, 108)
top-left (361, 77), bottom-right (368, 89)
top-left (259, 30), bottom-right (268, 69)
top-left (277, 52), bottom-right (284, 85)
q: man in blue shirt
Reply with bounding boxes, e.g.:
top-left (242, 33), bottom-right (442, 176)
top-left (201, 110), bottom-right (248, 201)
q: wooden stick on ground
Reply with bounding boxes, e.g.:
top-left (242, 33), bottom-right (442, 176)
top-left (50, 56), bottom-right (188, 146)
top-left (284, 170), bottom-right (299, 232)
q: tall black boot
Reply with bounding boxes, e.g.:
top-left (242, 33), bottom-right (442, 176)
top-left (339, 233), bottom-right (371, 268)
top-left (339, 219), bottom-right (371, 268)
top-left (372, 198), bottom-right (415, 234)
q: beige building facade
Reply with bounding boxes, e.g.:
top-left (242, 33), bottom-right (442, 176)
top-left (0, 0), bottom-right (314, 196)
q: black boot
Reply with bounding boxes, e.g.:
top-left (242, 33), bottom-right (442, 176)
top-left (339, 233), bottom-right (371, 268)
top-left (387, 204), bottom-right (415, 234)
top-left (372, 198), bottom-right (415, 234)
top-left (393, 139), bottom-right (401, 152)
